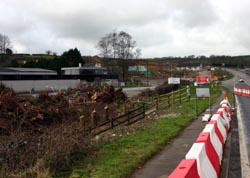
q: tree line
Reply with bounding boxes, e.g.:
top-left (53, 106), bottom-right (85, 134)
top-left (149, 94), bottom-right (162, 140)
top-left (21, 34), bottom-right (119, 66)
top-left (16, 48), bottom-right (85, 74)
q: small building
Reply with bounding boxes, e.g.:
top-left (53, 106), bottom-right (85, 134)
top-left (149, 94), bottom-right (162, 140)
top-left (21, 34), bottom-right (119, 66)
top-left (128, 65), bottom-right (147, 72)
top-left (0, 67), bottom-right (77, 93)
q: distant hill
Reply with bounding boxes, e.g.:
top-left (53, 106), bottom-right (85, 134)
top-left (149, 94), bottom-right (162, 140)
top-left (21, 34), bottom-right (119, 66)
top-left (1, 54), bottom-right (250, 69)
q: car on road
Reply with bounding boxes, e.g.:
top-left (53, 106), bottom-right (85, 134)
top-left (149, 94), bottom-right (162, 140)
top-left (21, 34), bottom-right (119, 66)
top-left (239, 78), bottom-right (244, 83)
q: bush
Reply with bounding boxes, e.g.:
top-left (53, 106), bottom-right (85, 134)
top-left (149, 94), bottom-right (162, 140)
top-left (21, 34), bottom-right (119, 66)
top-left (154, 83), bottom-right (178, 95)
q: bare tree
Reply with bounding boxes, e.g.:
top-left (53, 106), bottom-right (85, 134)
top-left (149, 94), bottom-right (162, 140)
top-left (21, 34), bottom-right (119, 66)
top-left (97, 30), bottom-right (142, 81)
top-left (97, 36), bottom-right (112, 58)
top-left (46, 50), bottom-right (52, 55)
top-left (0, 33), bottom-right (12, 54)
top-left (97, 30), bottom-right (141, 59)
top-left (134, 48), bottom-right (141, 59)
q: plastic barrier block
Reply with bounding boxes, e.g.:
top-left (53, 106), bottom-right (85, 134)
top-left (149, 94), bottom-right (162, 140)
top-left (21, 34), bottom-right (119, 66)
top-left (185, 143), bottom-right (217, 178)
top-left (247, 89), bottom-right (250, 97)
top-left (168, 159), bottom-right (200, 178)
top-left (220, 99), bottom-right (231, 107)
top-left (196, 132), bottom-right (220, 178)
top-left (233, 87), bottom-right (238, 95)
top-left (221, 102), bottom-right (231, 111)
top-left (219, 108), bottom-right (231, 128)
top-left (202, 114), bottom-right (211, 122)
top-left (211, 114), bottom-right (229, 134)
top-left (210, 116), bottom-right (227, 142)
top-left (242, 88), bottom-right (248, 96)
top-left (218, 107), bottom-right (230, 119)
top-left (220, 106), bottom-right (231, 120)
top-left (221, 104), bottom-right (232, 117)
top-left (215, 109), bottom-right (230, 131)
top-left (209, 120), bottom-right (225, 145)
top-left (202, 124), bottom-right (223, 163)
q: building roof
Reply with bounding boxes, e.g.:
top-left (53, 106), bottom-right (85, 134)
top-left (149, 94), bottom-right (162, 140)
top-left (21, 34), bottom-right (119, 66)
top-left (0, 67), bottom-right (57, 75)
top-left (61, 67), bottom-right (107, 70)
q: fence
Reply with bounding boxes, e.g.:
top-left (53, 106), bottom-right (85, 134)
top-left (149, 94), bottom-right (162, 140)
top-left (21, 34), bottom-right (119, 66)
top-left (94, 105), bottom-right (145, 135)
top-left (89, 87), bottom-right (189, 135)
top-left (152, 87), bottom-right (189, 110)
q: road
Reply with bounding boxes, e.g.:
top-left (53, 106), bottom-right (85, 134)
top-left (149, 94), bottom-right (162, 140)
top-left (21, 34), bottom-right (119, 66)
top-left (124, 70), bottom-right (250, 177)
top-left (224, 68), bottom-right (250, 177)
top-left (122, 86), bottom-right (155, 97)
top-left (122, 79), bottom-right (166, 97)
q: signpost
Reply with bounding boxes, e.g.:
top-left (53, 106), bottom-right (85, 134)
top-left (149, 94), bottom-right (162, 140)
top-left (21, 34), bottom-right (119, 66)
top-left (168, 78), bottom-right (181, 102)
top-left (195, 88), bottom-right (211, 118)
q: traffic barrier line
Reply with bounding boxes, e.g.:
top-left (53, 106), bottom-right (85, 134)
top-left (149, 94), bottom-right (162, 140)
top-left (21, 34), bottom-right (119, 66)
top-left (168, 96), bottom-right (232, 178)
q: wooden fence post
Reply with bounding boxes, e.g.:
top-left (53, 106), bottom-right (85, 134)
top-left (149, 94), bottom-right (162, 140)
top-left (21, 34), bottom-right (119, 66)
top-left (172, 90), bottom-right (174, 104)
top-left (156, 95), bottom-right (159, 110)
top-left (168, 95), bottom-right (170, 107)
top-left (79, 115), bottom-right (84, 129)
top-left (179, 88), bottom-right (181, 103)
top-left (91, 109), bottom-right (99, 127)
top-left (187, 85), bottom-right (191, 101)
top-left (127, 110), bottom-right (131, 124)
top-left (142, 104), bottom-right (146, 118)
top-left (111, 117), bottom-right (114, 129)
top-left (124, 103), bottom-right (127, 114)
top-left (104, 105), bottom-right (109, 121)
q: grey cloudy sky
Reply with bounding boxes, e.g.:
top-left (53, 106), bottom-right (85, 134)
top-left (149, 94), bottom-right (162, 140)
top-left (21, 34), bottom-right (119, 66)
top-left (1, 0), bottom-right (250, 57)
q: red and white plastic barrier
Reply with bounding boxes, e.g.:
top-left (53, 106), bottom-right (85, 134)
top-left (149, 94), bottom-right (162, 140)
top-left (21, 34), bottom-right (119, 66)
top-left (234, 86), bottom-right (242, 95)
top-left (210, 113), bottom-right (229, 134)
top-left (209, 120), bottom-right (226, 144)
top-left (196, 132), bottom-right (220, 177)
top-left (168, 93), bottom-right (232, 178)
top-left (202, 124), bottom-right (223, 163)
top-left (234, 86), bottom-right (250, 97)
top-left (185, 143), bottom-right (217, 178)
top-left (168, 159), bottom-right (200, 178)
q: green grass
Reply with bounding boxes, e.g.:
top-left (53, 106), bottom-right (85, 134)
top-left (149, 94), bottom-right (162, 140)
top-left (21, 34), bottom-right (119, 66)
top-left (123, 82), bottom-right (150, 88)
top-left (68, 117), bottom-right (191, 178)
top-left (54, 84), bottom-right (222, 178)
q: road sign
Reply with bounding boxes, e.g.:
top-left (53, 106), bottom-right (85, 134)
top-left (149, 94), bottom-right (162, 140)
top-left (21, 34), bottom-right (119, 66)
top-left (196, 88), bottom-right (210, 98)
top-left (168, 77), bottom-right (180, 84)
top-left (195, 88), bottom-right (211, 117)
top-left (196, 75), bottom-right (209, 85)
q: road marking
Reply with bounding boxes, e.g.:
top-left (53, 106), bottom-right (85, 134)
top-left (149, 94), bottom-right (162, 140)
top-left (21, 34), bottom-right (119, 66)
top-left (235, 96), bottom-right (250, 178)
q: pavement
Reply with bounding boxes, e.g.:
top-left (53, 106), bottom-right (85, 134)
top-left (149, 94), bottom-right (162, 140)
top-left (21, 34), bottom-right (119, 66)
top-left (128, 94), bottom-right (225, 178)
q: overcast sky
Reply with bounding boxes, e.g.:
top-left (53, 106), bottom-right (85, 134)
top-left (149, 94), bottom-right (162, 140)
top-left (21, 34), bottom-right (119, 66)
top-left (1, 0), bottom-right (250, 58)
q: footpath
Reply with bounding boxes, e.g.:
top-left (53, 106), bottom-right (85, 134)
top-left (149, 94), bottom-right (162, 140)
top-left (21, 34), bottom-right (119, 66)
top-left (129, 95), bottom-right (224, 178)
